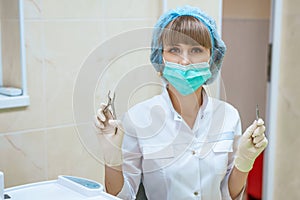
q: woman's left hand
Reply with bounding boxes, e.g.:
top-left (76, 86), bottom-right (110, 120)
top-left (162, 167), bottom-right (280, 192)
top-left (234, 118), bottom-right (268, 172)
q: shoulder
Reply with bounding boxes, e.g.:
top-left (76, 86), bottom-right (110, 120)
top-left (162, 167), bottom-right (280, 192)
top-left (122, 94), bottom-right (167, 126)
top-left (209, 97), bottom-right (240, 119)
top-left (208, 97), bottom-right (241, 134)
top-left (128, 94), bottom-right (165, 113)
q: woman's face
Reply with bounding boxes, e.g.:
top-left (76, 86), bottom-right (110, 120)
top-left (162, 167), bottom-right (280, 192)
top-left (162, 43), bottom-right (210, 65)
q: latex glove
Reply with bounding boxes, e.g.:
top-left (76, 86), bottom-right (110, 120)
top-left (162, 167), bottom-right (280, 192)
top-left (94, 103), bottom-right (124, 168)
top-left (234, 118), bottom-right (268, 172)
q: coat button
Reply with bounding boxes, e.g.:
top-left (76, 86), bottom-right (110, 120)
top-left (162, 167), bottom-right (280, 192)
top-left (194, 191), bottom-right (199, 196)
top-left (192, 150), bottom-right (196, 155)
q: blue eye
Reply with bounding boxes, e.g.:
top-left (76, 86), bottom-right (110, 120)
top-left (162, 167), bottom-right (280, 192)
top-left (191, 47), bottom-right (202, 53)
top-left (169, 47), bottom-right (180, 54)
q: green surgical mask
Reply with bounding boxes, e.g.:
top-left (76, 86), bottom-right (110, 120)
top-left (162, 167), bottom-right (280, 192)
top-left (163, 61), bottom-right (212, 96)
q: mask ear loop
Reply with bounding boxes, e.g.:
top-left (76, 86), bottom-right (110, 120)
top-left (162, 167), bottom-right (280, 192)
top-left (157, 57), bottom-right (166, 77)
top-left (208, 57), bottom-right (212, 66)
top-left (158, 56), bottom-right (169, 89)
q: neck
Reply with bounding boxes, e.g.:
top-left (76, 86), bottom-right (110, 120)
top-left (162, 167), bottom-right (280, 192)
top-left (167, 85), bottom-right (203, 117)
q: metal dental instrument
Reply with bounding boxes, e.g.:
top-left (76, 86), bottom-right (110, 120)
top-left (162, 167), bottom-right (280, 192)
top-left (103, 90), bottom-right (118, 134)
top-left (103, 90), bottom-right (116, 119)
top-left (256, 104), bottom-right (260, 121)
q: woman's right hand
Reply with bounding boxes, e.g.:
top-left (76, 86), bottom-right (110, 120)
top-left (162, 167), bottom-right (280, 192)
top-left (94, 103), bottom-right (124, 167)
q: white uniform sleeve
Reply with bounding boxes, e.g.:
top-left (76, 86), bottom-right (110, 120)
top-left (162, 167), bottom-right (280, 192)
top-left (116, 114), bottom-right (143, 200)
top-left (221, 110), bottom-right (245, 200)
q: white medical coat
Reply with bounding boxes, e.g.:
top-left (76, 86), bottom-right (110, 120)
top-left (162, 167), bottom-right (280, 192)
top-left (117, 88), bottom-right (243, 200)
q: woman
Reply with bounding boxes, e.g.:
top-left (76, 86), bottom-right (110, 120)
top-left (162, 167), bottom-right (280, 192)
top-left (94, 5), bottom-right (268, 200)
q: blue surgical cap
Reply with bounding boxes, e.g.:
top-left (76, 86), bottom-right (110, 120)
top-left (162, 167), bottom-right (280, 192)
top-left (150, 5), bottom-right (226, 84)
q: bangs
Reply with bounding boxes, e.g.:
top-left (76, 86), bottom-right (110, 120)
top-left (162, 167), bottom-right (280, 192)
top-left (161, 15), bottom-right (212, 48)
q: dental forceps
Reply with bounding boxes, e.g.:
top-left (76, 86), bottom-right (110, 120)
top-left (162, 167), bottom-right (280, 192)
top-left (103, 90), bottom-right (117, 119)
top-left (103, 90), bottom-right (118, 134)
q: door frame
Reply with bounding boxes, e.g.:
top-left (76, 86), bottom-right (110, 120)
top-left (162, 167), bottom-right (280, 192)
top-left (263, 0), bottom-right (282, 199)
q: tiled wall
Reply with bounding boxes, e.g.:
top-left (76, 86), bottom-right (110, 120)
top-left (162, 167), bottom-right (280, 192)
top-left (0, 0), bottom-right (221, 188)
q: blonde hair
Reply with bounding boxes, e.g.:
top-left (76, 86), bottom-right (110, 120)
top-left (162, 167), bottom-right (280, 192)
top-left (160, 16), bottom-right (212, 50)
